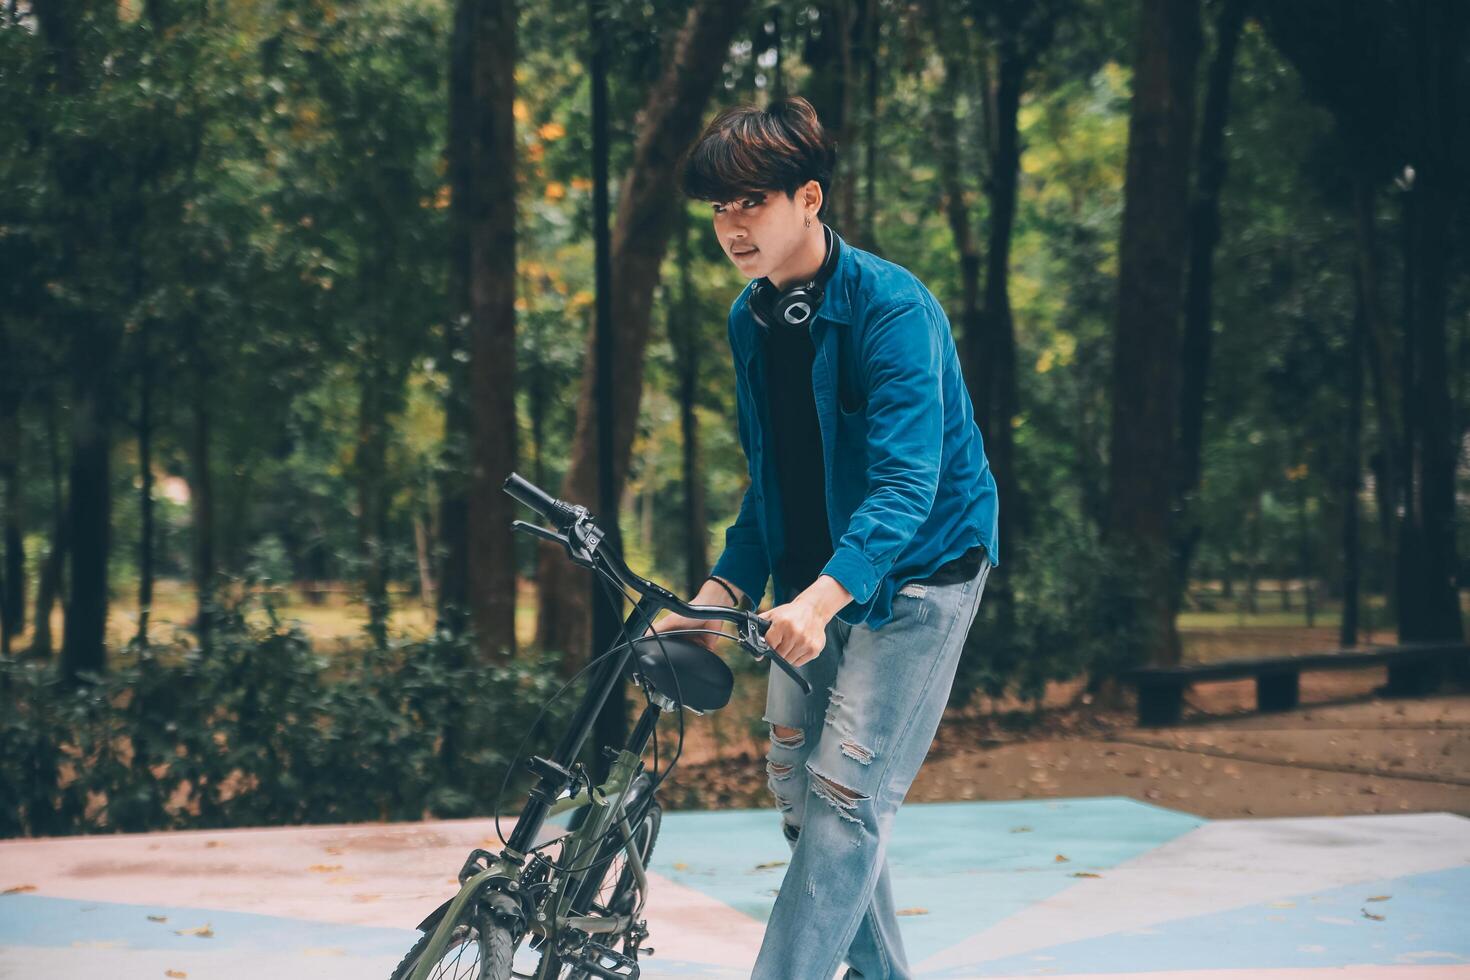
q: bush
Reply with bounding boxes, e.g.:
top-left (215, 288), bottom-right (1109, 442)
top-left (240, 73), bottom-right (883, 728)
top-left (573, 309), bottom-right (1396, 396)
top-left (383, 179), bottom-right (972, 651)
top-left (954, 514), bottom-right (1154, 707)
top-left (0, 592), bottom-right (572, 838)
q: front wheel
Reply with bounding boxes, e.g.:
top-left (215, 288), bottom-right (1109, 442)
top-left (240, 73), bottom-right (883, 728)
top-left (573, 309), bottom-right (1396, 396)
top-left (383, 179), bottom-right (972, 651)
top-left (390, 896), bottom-right (518, 980)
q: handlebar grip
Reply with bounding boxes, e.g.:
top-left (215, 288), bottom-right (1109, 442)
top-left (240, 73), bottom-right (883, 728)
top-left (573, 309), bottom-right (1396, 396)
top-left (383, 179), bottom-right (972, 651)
top-left (503, 472), bottom-right (579, 529)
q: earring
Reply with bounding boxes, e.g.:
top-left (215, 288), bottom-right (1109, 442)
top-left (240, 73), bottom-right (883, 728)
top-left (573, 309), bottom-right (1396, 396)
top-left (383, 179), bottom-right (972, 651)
top-left (805, 213), bottom-right (812, 228)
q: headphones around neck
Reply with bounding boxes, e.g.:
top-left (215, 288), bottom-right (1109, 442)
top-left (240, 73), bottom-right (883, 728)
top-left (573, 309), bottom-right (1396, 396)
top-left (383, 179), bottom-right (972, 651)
top-left (749, 223), bottom-right (841, 330)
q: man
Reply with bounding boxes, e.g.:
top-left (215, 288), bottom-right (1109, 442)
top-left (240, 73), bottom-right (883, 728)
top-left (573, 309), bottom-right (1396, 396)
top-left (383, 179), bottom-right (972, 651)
top-left (650, 96), bottom-right (999, 980)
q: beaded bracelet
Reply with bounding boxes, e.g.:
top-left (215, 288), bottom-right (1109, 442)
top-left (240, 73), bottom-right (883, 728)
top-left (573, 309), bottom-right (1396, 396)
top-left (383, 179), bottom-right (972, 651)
top-left (704, 574), bottom-right (743, 609)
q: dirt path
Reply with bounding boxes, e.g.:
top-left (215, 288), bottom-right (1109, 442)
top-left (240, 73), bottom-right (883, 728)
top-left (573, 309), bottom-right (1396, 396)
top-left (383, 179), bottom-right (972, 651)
top-left (655, 668), bottom-right (1470, 820)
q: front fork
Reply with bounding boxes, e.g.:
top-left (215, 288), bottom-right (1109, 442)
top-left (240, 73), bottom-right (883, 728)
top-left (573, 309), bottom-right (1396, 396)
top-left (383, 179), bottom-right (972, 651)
top-left (409, 741), bottom-right (653, 980)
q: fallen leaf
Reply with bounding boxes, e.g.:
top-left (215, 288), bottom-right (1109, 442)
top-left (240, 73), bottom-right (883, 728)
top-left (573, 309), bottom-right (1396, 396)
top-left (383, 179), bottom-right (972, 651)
top-left (205, 841), bottom-right (220, 849)
top-left (2, 885), bottom-right (37, 895)
top-left (896, 907), bottom-right (928, 916)
top-left (166, 971), bottom-right (188, 978)
top-left (1054, 854), bottom-right (1070, 863)
top-left (673, 861), bottom-right (689, 871)
top-left (1070, 872), bottom-right (1102, 878)
top-left (754, 861), bottom-right (787, 870)
top-left (147, 915), bottom-right (168, 923)
top-left (324, 847), bottom-right (344, 856)
top-left (1009, 826), bottom-right (1032, 834)
top-left (1366, 895), bottom-right (1391, 902)
top-left (173, 924), bottom-right (214, 938)
top-left (307, 864), bottom-right (343, 873)
top-left (1361, 909), bottom-right (1385, 921)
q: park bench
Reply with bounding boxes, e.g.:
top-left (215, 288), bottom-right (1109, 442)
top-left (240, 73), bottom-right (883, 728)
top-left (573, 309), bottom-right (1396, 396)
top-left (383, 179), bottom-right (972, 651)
top-left (1122, 641), bottom-right (1468, 727)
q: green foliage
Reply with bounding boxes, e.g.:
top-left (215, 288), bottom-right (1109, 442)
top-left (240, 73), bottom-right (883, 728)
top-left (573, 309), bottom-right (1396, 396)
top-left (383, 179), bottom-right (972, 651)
top-left (955, 513), bottom-right (1152, 706)
top-left (0, 590), bottom-right (572, 839)
top-left (5, 0), bottom-right (1463, 725)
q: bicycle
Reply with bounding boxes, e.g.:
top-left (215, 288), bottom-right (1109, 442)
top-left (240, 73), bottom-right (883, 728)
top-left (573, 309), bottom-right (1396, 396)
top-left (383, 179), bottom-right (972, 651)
top-left (389, 471), bottom-right (812, 980)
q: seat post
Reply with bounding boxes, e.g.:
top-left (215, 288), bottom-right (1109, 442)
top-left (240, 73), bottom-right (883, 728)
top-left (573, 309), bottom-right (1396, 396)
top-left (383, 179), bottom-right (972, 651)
top-left (623, 701), bottom-right (662, 760)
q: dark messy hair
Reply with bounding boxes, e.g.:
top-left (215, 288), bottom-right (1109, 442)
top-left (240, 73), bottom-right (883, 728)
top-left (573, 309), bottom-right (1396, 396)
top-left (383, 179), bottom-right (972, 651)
top-left (680, 96), bottom-right (837, 221)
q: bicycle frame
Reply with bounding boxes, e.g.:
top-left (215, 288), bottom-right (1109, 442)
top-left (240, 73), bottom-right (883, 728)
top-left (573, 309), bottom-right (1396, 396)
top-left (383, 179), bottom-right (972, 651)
top-left (408, 470), bottom-right (796, 980)
top-left (409, 593), bottom-right (667, 980)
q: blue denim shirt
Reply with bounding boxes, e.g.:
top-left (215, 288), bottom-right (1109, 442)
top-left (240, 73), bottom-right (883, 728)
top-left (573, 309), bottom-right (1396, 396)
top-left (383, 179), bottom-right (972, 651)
top-left (711, 229), bottom-right (1000, 630)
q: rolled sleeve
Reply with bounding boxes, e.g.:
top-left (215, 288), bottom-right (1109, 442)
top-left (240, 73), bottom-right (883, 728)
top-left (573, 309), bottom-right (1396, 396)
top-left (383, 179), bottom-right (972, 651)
top-left (710, 305), bottom-right (770, 607)
top-left (819, 303), bottom-right (943, 605)
top-left (711, 481), bottom-right (769, 608)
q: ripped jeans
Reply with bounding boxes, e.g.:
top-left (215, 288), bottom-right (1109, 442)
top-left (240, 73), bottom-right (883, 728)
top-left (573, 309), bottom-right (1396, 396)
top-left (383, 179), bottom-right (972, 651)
top-left (755, 557), bottom-right (992, 980)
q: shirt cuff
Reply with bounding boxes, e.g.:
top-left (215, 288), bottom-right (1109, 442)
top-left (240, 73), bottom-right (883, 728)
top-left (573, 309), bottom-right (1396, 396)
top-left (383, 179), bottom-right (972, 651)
top-left (819, 547), bottom-right (880, 606)
top-left (710, 549), bottom-right (768, 610)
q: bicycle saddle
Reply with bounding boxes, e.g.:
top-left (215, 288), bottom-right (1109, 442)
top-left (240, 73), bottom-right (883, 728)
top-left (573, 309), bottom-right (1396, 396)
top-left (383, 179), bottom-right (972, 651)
top-left (628, 635), bottom-right (735, 712)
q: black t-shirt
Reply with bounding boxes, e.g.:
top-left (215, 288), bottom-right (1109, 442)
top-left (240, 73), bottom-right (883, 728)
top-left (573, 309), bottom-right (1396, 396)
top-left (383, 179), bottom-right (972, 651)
top-left (764, 322), bottom-right (833, 602)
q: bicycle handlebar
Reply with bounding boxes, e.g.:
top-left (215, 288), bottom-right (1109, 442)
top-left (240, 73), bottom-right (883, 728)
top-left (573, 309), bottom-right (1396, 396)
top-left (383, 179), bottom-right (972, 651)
top-left (502, 472), bottom-right (813, 696)
top-left (504, 472), bottom-right (584, 533)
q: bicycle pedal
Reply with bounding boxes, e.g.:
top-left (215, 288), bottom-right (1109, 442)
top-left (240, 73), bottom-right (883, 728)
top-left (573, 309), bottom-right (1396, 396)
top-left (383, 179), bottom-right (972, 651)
top-left (576, 941), bottom-right (641, 979)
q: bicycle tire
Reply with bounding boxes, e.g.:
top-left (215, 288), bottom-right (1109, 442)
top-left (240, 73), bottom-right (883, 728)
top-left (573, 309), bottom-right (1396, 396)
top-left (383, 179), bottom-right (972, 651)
top-left (604, 800), bottom-right (661, 917)
top-left (390, 903), bottom-right (516, 980)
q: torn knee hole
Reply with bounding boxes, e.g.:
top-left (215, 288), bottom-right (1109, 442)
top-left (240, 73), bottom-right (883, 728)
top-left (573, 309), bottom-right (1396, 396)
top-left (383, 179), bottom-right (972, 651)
top-left (807, 765), bottom-right (868, 823)
top-left (769, 724), bottom-right (805, 749)
top-left (766, 759), bottom-right (795, 780)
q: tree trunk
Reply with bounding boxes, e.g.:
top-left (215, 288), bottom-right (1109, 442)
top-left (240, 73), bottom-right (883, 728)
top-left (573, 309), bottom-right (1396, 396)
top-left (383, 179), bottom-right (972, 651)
top-left (1104, 0), bottom-right (1200, 668)
top-left (0, 333), bottom-right (23, 655)
top-left (454, 0), bottom-right (519, 663)
top-left (136, 321), bottom-right (154, 649)
top-left (927, 33), bottom-right (983, 430)
top-left (803, 0), bottom-right (857, 237)
top-left (670, 208), bottom-right (709, 597)
top-left (436, 0), bottom-right (478, 638)
top-left (61, 324), bottom-right (117, 680)
top-left (189, 337), bottom-right (215, 654)
top-left (1171, 0), bottom-right (1244, 628)
top-left (357, 353), bottom-right (392, 649)
top-left (37, 0), bottom-right (120, 681)
top-left (1340, 274), bottom-right (1364, 646)
top-left (981, 37), bottom-right (1025, 577)
top-left (534, 0), bottom-right (754, 664)
top-left (1353, 181), bottom-right (1400, 628)
top-left (29, 394), bottom-right (65, 658)
top-left (414, 511), bottom-right (436, 611)
top-left (859, 0), bottom-right (878, 250)
top-left (1394, 2), bottom-right (1463, 644)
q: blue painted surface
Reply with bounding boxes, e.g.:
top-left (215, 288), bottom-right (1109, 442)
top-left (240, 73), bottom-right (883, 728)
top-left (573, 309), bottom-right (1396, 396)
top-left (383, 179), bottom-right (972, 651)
top-left (0, 894), bottom-right (417, 955)
top-left (647, 797), bottom-right (1205, 963)
top-left (6, 799), bottom-right (1464, 980)
top-left (930, 866), bottom-right (1470, 977)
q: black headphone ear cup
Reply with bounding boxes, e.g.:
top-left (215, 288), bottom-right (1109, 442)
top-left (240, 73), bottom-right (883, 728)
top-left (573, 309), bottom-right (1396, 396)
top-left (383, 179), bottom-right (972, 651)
top-left (748, 227), bottom-right (838, 329)
top-left (746, 282), bottom-right (770, 332)
top-left (749, 280), bottom-right (773, 330)
top-left (774, 285), bottom-right (819, 326)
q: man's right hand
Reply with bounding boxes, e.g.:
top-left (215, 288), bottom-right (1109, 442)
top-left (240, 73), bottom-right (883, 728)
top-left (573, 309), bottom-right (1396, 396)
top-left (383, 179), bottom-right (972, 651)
top-left (641, 576), bottom-right (746, 652)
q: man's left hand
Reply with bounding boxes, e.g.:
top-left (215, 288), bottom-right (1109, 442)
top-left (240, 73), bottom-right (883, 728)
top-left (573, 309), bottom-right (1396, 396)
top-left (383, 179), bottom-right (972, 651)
top-left (759, 575), bottom-right (853, 668)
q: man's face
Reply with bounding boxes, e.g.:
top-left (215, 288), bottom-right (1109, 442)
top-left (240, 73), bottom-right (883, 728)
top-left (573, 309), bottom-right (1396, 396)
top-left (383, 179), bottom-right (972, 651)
top-left (709, 180), bottom-right (817, 282)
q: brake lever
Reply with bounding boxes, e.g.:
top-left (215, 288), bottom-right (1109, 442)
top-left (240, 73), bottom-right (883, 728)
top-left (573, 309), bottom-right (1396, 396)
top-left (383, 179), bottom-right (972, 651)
top-left (511, 519), bottom-right (567, 548)
top-left (740, 615), bottom-right (813, 696)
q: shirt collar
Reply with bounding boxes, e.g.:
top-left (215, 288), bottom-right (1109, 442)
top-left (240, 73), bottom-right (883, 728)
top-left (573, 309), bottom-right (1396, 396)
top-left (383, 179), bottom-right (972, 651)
top-left (815, 226), bottom-right (854, 326)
